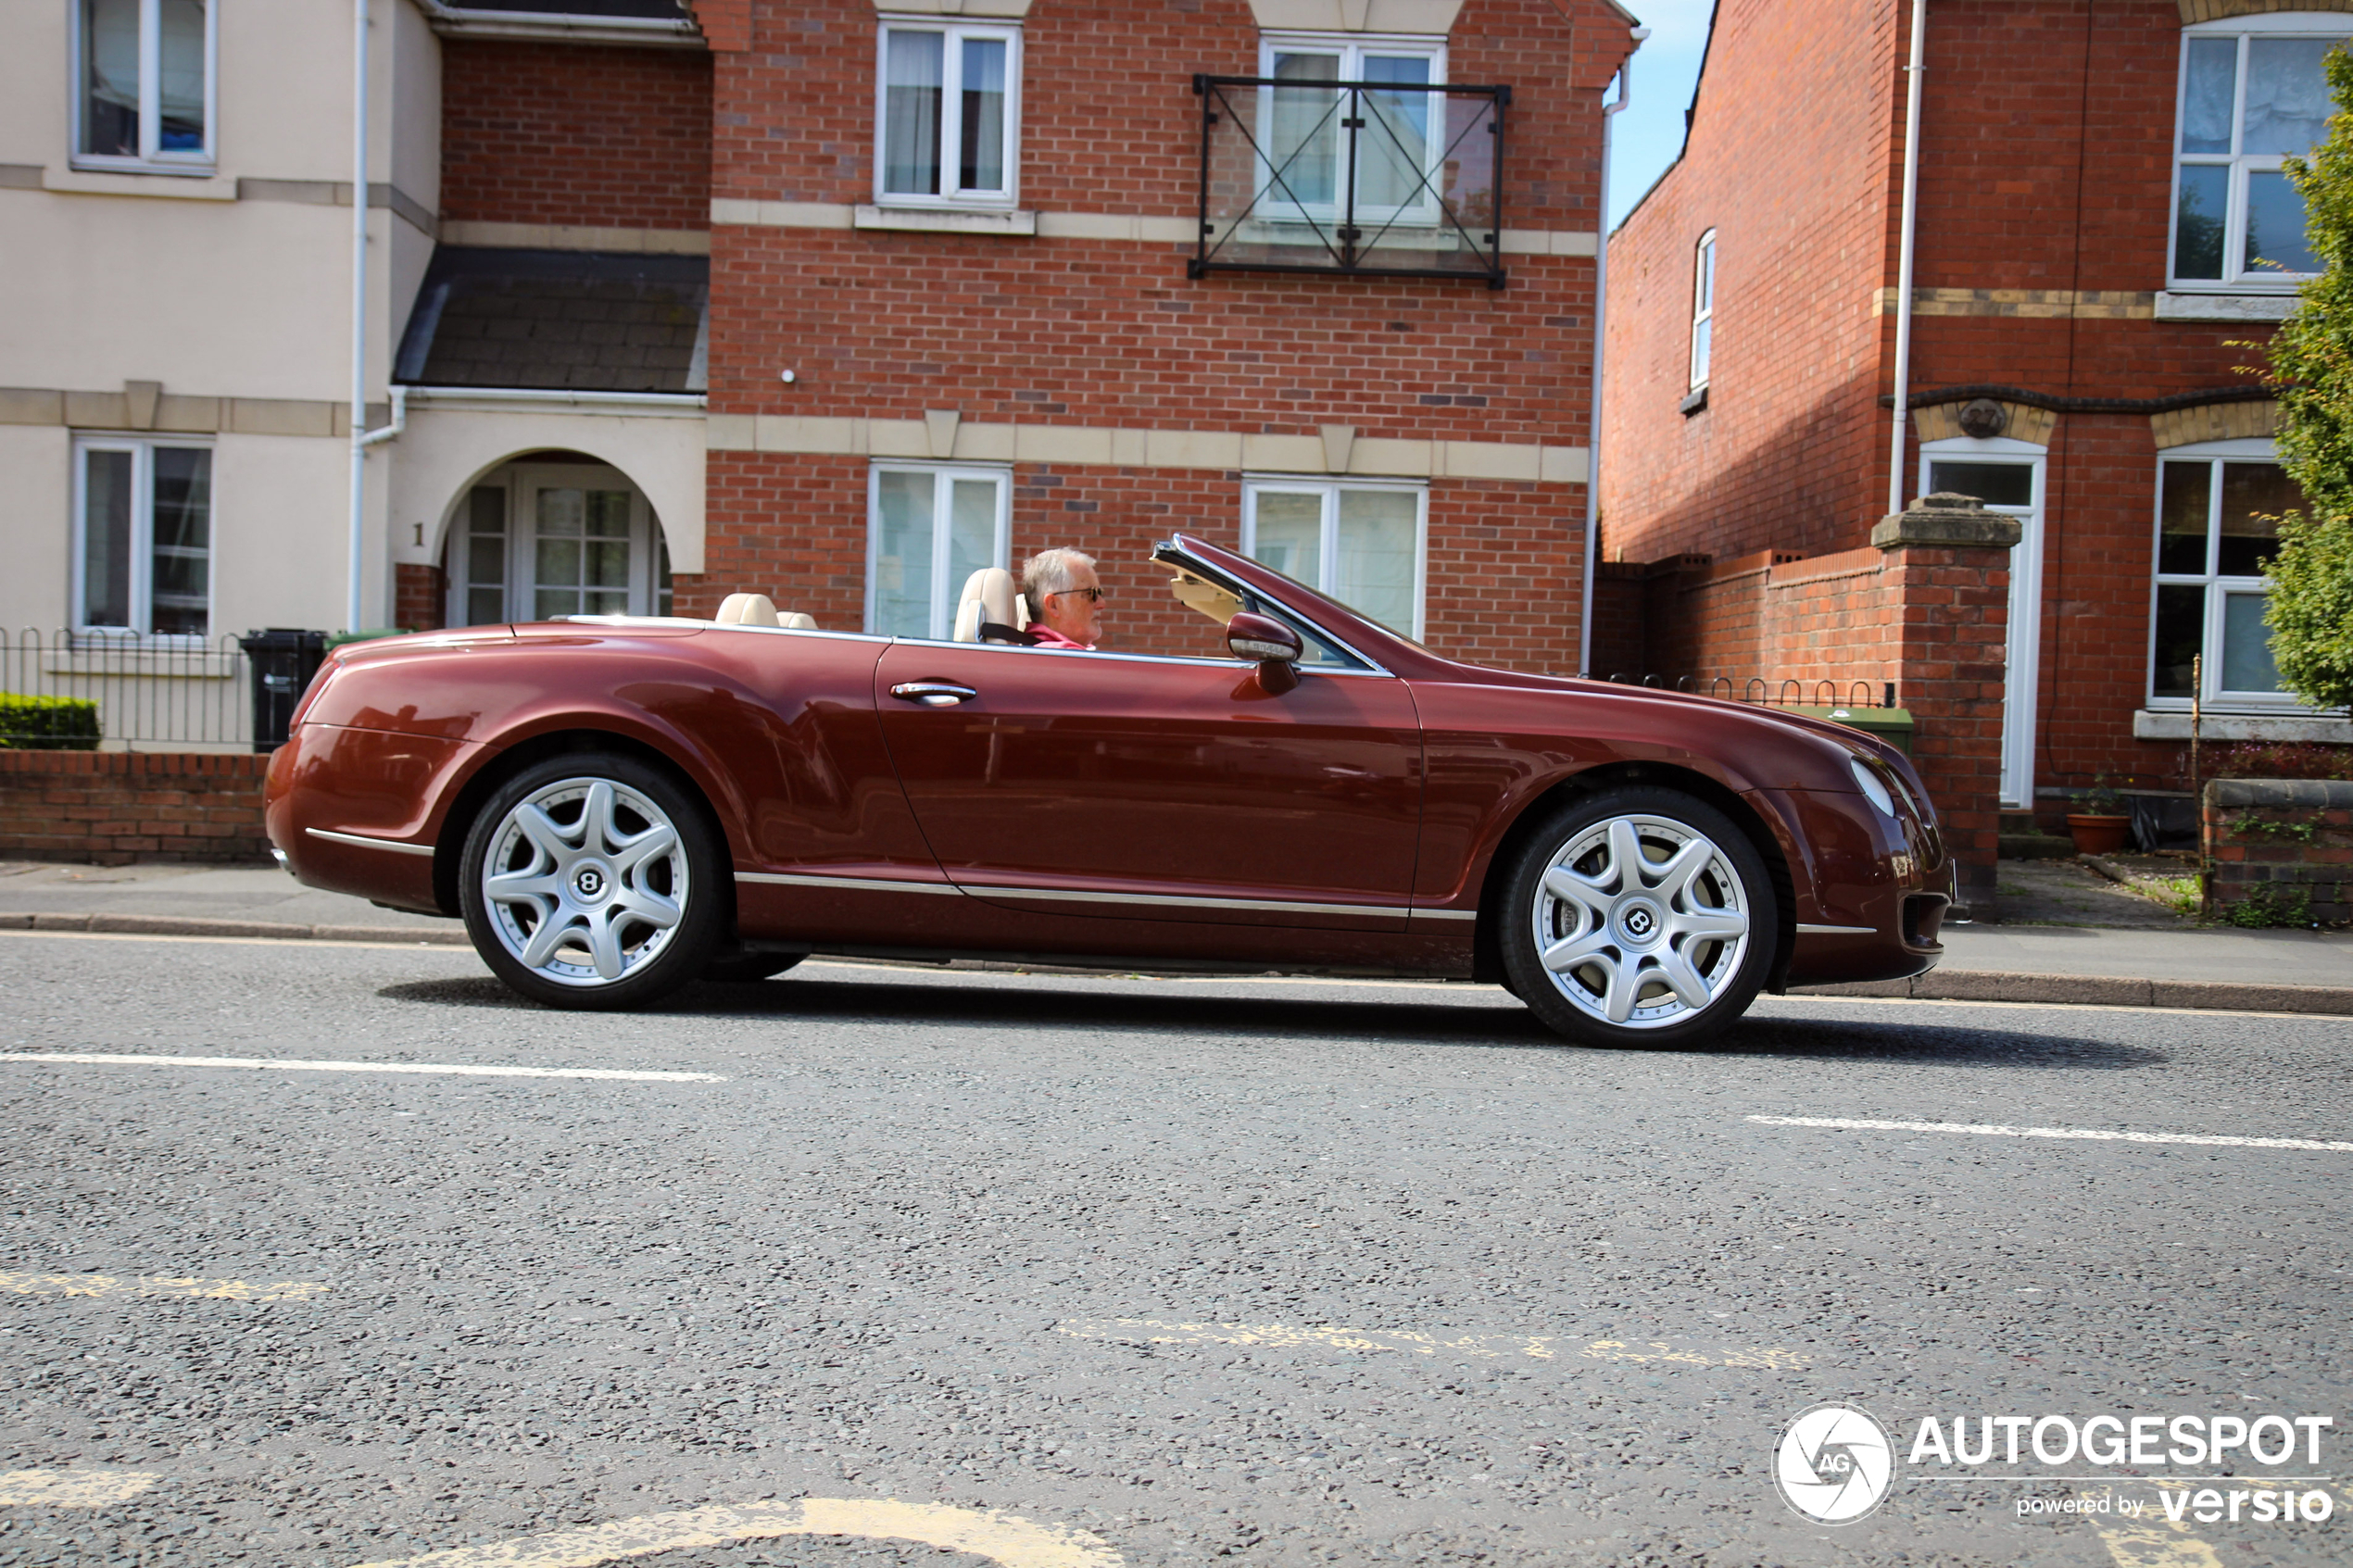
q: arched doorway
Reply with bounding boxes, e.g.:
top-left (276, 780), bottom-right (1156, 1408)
top-left (443, 453), bottom-right (673, 626)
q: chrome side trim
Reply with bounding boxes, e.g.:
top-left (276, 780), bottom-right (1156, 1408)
top-left (306, 827), bottom-right (437, 858)
top-left (1795, 922), bottom-right (1877, 935)
top-left (956, 883), bottom-right (1409, 918)
top-left (1412, 909), bottom-right (1480, 922)
top-left (881, 636), bottom-right (1396, 679)
top-left (736, 872), bottom-right (964, 896)
top-left (737, 868), bottom-right (1411, 919)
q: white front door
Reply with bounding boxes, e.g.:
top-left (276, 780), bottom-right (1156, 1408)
top-left (445, 461), bottom-right (672, 626)
top-left (1922, 441), bottom-right (2045, 809)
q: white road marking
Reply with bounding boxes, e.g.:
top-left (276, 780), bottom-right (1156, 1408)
top-left (0, 930), bottom-right (463, 951)
top-left (1750, 1114), bottom-right (2353, 1153)
top-left (348, 1497), bottom-right (1122, 1568)
top-left (1058, 1317), bottom-right (1809, 1370)
top-left (0, 1052), bottom-right (726, 1084)
top-left (0, 1469), bottom-right (160, 1506)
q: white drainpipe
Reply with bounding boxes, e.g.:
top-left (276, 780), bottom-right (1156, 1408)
top-left (1580, 27), bottom-right (1645, 677)
top-left (1887, 0), bottom-right (1928, 516)
top-left (347, 0), bottom-right (371, 634)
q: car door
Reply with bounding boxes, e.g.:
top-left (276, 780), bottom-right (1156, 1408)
top-left (871, 640), bottom-right (1422, 928)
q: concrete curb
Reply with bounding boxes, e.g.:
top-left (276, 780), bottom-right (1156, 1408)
top-left (0, 911), bottom-right (469, 946)
top-left (2, 913), bottom-right (2345, 1013)
top-left (1793, 969), bottom-right (2353, 1016)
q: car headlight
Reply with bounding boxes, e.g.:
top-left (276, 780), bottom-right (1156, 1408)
top-left (1849, 757), bottom-right (1897, 818)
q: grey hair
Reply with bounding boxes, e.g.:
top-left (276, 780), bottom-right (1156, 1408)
top-left (1021, 547), bottom-right (1097, 606)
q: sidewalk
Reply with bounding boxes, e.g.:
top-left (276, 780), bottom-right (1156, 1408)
top-left (2, 856), bottom-right (2347, 1015)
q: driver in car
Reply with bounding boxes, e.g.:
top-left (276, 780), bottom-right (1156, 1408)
top-left (1021, 547), bottom-right (1106, 650)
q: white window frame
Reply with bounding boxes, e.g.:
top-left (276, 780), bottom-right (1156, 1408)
top-left (70, 433), bottom-right (214, 640)
top-left (1919, 436), bottom-right (2045, 809)
top-left (2168, 14), bottom-right (2349, 292)
top-left (442, 462), bottom-right (672, 626)
top-left (1254, 32), bottom-right (1448, 230)
top-left (1239, 475), bottom-right (1428, 641)
top-left (2146, 436), bottom-right (2308, 712)
top-left (69, 0), bottom-right (217, 173)
top-left (864, 462), bottom-right (1013, 641)
top-left (873, 17), bottom-right (1023, 210)
top-left (1690, 228), bottom-right (1717, 390)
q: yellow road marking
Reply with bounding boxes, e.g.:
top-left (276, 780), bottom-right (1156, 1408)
top-left (0, 1272), bottom-right (326, 1302)
top-left (0, 1469), bottom-right (160, 1506)
top-left (2095, 1486), bottom-right (2229, 1568)
top-left (348, 1498), bottom-right (1121, 1568)
top-left (1056, 1317), bottom-right (1809, 1371)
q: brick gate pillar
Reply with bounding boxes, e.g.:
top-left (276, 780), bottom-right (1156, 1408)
top-left (1869, 494), bottom-right (2021, 920)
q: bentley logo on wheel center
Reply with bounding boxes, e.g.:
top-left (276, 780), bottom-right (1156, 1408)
top-left (1775, 1401), bottom-right (1896, 1524)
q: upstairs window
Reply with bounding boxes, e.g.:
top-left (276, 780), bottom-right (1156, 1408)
top-left (2171, 21), bottom-right (2347, 288)
top-left (74, 0), bottom-right (214, 170)
top-left (1690, 229), bottom-right (1717, 388)
top-left (875, 20), bottom-right (1020, 207)
top-left (1258, 34), bottom-right (1447, 226)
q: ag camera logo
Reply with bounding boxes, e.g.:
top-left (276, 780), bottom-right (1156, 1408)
top-left (1776, 1401), bottom-right (1896, 1524)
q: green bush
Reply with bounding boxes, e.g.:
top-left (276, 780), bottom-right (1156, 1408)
top-left (0, 694), bottom-right (101, 750)
top-left (2218, 882), bottom-right (2314, 929)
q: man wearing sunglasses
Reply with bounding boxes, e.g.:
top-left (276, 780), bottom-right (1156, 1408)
top-left (1021, 547), bottom-right (1107, 650)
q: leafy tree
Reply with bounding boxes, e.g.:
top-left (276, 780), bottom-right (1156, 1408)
top-left (2260, 47), bottom-right (2353, 712)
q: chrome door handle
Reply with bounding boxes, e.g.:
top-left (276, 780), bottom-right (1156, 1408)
top-left (890, 681), bottom-right (978, 708)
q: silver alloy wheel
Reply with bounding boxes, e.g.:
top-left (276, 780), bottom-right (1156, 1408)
top-left (1529, 813), bottom-right (1752, 1029)
top-left (479, 776), bottom-right (688, 987)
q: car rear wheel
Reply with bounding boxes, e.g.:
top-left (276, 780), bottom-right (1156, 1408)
top-left (459, 753), bottom-right (723, 1010)
top-left (1499, 785), bottom-right (1776, 1048)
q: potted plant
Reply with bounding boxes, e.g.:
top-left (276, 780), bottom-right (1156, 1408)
top-left (2065, 775), bottom-right (2131, 855)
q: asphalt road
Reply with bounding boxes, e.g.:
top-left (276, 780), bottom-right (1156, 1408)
top-left (0, 930), bottom-right (2345, 1568)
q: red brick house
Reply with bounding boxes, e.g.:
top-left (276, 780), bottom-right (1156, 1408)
top-left (1598, 0), bottom-right (2353, 912)
top-left (391, 0), bottom-right (1640, 679)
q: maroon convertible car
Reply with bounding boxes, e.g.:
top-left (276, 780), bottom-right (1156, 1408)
top-left (266, 533), bottom-right (1948, 1047)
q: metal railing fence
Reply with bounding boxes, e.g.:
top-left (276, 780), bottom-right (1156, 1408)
top-left (1601, 673), bottom-right (1901, 709)
top-left (0, 629), bottom-right (256, 749)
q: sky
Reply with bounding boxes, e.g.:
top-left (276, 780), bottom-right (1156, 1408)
top-left (1605, 0), bottom-right (1715, 232)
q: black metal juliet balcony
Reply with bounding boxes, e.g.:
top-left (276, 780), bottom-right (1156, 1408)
top-left (1190, 73), bottom-right (1509, 287)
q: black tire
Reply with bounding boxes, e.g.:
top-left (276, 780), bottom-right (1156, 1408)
top-left (700, 949), bottom-right (807, 984)
top-left (1498, 784), bottom-right (1777, 1048)
top-left (459, 751), bottom-right (724, 1010)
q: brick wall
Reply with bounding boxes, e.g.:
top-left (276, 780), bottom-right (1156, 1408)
top-left (2204, 779), bottom-right (2353, 925)
top-left (0, 751), bottom-right (271, 865)
top-left (1600, 0), bottom-right (1899, 566)
top-left (395, 563), bottom-right (447, 634)
top-left (440, 40), bottom-right (713, 232)
top-left (702, 0), bottom-right (1628, 676)
top-left (1592, 531), bottom-right (2013, 910)
top-left (697, 455), bottom-right (1588, 672)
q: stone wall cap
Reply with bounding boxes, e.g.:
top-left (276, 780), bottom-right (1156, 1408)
top-left (2208, 777), bottom-right (2353, 808)
top-left (1872, 492), bottom-right (2024, 550)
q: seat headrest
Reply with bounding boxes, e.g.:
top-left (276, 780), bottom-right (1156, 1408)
top-left (951, 568), bottom-right (1028, 643)
top-left (715, 593), bottom-right (780, 627)
top-left (778, 611), bottom-right (818, 630)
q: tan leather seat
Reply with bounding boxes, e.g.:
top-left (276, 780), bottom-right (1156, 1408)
top-left (715, 593), bottom-right (780, 627)
top-left (950, 568), bottom-right (1029, 644)
top-left (714, 596), bottom-right (821, 631)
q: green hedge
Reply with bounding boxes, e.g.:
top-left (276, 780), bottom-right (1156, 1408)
top-left (0, 694), bottom-right (101, 750)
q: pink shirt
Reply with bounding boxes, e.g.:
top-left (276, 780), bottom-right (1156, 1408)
top-left (1027, 623), bottom-right (1095, 651)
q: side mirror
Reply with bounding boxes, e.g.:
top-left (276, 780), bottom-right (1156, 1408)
top-left (1227, 610), bottom-right (1302, 695)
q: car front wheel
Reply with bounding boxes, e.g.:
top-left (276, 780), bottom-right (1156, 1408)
top-left (459, 753), bottom-right (723, 1010)
top-left (1499, 785), bottom-right (1777, 1048)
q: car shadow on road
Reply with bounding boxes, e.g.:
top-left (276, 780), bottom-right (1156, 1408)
top-left (376, 973), bottom-right (2164, 1070)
